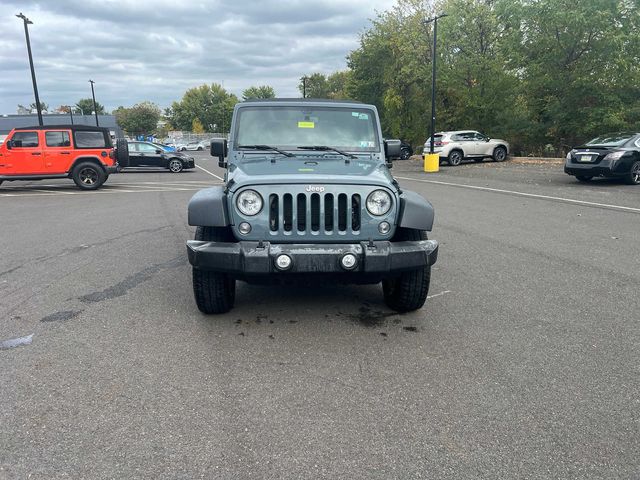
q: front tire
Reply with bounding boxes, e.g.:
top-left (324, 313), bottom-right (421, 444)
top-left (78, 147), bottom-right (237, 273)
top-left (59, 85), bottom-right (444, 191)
top-left (493, 146), bottom-right (507, 162)
top-left (624, 161), bottom-right (640, 185)
top-left (382, 228), bottom-right (431, 312)
top-left (168, 159), bottom-right (184, 173)
top-left (447, 150), bottom-right (463, 166)
top-left (400, 147), bottom-right (411, 160)
top-left (192, 226), bottom-right (236, 314)
top-left (72, 162), bottom-right (106, 190)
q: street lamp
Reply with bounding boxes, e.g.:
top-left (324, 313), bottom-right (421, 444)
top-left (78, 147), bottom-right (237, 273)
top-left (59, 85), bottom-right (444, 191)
top-left (66, 105), bottom-right (74, 125)
top-left (16, 12), bottom-right (43, 126)
top-left (89, 79), bottom-right (99, 126)
top-left (425, 13), bottom-right (448, 154)
top-left (302, 76), bottom-right (308, 98)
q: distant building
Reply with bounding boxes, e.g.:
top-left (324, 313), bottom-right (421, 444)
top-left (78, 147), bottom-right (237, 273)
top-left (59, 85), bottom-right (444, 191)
top-left (0, 114), bottom-right (124, 138)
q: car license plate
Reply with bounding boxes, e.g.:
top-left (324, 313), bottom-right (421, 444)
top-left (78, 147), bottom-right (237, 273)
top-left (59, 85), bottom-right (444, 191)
top-left (579, 155), bottom-right (594, 162)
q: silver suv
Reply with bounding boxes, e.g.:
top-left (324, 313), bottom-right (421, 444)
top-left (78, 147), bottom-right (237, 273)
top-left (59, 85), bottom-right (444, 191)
top-left (424, 130), bottom-right (509, 166)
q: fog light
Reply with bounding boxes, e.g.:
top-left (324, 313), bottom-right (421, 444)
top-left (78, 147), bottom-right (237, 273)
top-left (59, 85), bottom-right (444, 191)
top-left (341, 253), bottom-right (358, 270)
top-left (275, 254), bottom-right (292, 270)
top-left (238, 222), bottom-right (251, 235)
top-left (378, 221), bottom-right (391, 234)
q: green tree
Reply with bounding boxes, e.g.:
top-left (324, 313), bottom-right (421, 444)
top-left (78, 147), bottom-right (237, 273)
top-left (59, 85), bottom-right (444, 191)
top-left (192, 118), bottom-right (205, 133)
top-left (75, 98), bottom-right (105, 115)
top-left (18, 102), bottom-right (49, 113)
top-left (326, 71), bottom-right (352, 99)
top-left (169, 83), bottom-right (238, 133)
top-left (506, 0), bottom-right (640, 153)
top-left (298, 73), bottom-right (331, 98)
top-left (114, 101), bottom-right (161, 135)
top-left (31, 101), bottom-right (49, 111)
top-left (242, 85), bottom-right (276, 100)
top-left (347, 0), bottom-right (433, 144)
top-left (297, 71), bottom-right (352, 99)
top-left (435, 0), bottom-right (522, 143)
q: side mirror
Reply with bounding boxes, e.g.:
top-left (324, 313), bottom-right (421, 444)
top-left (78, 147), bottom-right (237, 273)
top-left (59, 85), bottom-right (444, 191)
top-left (211, 138), bottom-right (228, 168)
top-left (485, 137), bottom-right (491, 142)
top-left (6, 140), bottom-right (13, 150)
top-left (384, 139), bottom-right (401, 166)
top-left (155, 149), bottom-right (162, 154)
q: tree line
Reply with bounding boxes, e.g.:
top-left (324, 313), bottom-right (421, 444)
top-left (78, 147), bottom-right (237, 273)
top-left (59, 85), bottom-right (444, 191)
top-left (299, 0), bottom-right (640, 156)
top-left (162, 0), bottom-right (639, 155)
top-left (29, 0), bottom-right (637, 154)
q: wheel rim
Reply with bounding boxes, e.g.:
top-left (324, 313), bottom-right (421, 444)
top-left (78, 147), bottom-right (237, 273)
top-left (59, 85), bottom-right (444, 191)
top-left (632, 163), bottom-right (640, 183)
top-left (169, 160), bottom-right (182, 172)
top-left (79, 168), bottom-right (98, 185)
top-left (450, 152), bottom-right (462, 165)
top-left (495, 148), bottom-right (506, 161)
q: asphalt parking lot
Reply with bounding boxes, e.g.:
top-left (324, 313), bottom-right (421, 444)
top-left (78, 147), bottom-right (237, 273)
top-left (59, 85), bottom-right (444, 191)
top-left (1, 153), bottom-right (638, 479)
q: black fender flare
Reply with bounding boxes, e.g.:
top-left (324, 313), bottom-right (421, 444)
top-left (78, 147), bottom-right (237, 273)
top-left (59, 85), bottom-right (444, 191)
top-left (68, 156), bottom-right (107, 176)
top-left (188, 186), bottom-right (230, 227)
top-left (397, 189), bottom-right (435, 232)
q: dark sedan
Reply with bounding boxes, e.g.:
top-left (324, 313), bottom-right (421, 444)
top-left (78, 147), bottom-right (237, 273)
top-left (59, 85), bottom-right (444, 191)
top-left (126, 141), bottom-right (195, 172)
top-left (565, 133), bottom-right (640, 185)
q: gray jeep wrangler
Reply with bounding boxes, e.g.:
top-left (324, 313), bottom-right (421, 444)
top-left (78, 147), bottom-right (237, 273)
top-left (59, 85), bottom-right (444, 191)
top-left (186, 99), bottom-right (438, 314)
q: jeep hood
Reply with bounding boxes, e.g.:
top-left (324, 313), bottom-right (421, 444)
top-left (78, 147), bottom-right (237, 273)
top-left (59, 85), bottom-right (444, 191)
top-left (227, 156), bottom-right (395, 191)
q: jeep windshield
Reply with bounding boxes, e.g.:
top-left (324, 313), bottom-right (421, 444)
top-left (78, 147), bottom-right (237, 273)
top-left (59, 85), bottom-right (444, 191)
top-left (234, 106), bottom-right (379, 153)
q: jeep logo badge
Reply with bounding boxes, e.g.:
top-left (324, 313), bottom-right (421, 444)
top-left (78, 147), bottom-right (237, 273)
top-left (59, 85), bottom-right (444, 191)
top-left (306, 185), bottom-right (325, 193)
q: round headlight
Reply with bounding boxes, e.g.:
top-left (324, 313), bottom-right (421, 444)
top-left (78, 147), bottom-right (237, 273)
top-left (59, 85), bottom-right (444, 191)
top-left (236, 190), bottom-right (263, 216)
top-left (366, 190), bottom-right (392, 216)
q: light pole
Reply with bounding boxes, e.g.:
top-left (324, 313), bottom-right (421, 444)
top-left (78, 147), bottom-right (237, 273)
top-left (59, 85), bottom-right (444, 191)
top-left (16, 13), bottom-right (43, 126)
top-left (302, 76), bottom-right (308, 98)
top-left (425, 13), bottom-right (447, 154)
top-left (67, 105), bottom-right (74, 125)
top-left (89, 79), bottom-right (99, 126)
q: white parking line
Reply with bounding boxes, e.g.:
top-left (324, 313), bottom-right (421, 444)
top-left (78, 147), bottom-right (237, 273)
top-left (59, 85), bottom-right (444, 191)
top-left (427, 290), bottom-right (452, 300)
top-left (0, 186), bottom-right (202, 198)
top-left (196, 165), bottom-right (224, 181)
top-left (31, 188), bottom-right (76, 195)
top-left (395, 176), bottom-right (640, 214)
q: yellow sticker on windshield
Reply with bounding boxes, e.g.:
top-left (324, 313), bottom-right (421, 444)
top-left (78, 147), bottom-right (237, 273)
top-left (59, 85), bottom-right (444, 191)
top-left (298, 121), bottom-right (315, 129)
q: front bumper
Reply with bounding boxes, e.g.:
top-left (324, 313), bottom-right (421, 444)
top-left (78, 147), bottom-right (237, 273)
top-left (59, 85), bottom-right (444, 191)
top-left (187, 239), bottom-right (438, 275)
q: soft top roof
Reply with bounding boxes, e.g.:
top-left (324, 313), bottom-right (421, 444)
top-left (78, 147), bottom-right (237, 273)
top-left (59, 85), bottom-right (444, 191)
top-left (15, 124), bottom-right (110, 132)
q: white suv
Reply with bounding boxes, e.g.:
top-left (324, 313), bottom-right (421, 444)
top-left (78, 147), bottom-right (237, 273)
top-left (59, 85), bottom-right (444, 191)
top-left (424, 130), bottom-right (509, 166)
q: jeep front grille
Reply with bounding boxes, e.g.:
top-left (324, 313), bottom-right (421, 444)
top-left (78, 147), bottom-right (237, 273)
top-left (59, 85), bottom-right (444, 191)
top-left (268, 192), bottom-right (361, 233)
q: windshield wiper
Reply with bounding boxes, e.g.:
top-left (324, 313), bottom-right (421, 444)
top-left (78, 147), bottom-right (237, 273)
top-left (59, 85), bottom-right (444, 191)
top-left (297, 145), bottom-right (358, 159)
top-left (238, 144), bottom-right (294, 157)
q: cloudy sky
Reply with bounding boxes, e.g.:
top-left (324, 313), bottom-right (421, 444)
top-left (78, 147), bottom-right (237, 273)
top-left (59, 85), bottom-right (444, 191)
top-left (0, 0), bottom-right (396, 115)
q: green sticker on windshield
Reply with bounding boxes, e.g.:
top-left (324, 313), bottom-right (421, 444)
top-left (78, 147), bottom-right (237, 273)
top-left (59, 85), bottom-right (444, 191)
top-left (298, 168), bottom-right (314, 172)
top-left (298, 121), bottom-right (315, 129)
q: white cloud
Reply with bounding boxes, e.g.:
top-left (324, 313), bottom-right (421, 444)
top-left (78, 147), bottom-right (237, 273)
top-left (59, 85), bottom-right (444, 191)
top-left (0, 0), bottom-right (396, 114)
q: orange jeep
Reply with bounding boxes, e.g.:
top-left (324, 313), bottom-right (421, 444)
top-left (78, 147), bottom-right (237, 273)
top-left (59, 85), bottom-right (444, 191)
top-left (0, 125), bottom-right (128, 190)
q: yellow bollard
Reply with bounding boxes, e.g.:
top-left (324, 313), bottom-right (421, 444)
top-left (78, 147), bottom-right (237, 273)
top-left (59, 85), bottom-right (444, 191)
top-left (423, 153), bottom-right (440, 173)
